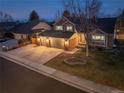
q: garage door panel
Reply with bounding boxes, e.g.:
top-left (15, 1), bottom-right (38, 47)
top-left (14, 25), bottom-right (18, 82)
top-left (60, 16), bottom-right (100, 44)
top-left (50, 38), bottom-right (64, 49)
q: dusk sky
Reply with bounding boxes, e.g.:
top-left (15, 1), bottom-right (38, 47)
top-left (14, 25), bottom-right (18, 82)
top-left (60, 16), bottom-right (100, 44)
top-left (0, 0), bottom-right (124, 20)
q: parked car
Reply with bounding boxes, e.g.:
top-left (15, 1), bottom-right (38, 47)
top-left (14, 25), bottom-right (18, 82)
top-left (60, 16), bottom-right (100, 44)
top-left (0, 39), bottom-right (18, 51)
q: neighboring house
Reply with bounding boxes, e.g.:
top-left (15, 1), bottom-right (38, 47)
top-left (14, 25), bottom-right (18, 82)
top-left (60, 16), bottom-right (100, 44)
top-left (0, 22), bottom-right (17, 38)
top-left (11, 20), bottom-right (51, 41)
top-left (35, 17), bottom-right (117, 50)
top-left (89, 18), bottom-right (117, 48)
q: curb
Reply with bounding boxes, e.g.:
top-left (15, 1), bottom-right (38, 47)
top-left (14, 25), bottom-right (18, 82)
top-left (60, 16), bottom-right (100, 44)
top-left (0, 52), bottom-right (124, 93)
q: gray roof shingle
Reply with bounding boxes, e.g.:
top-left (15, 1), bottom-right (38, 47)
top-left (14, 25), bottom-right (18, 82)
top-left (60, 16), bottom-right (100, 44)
top-left (96, 18), bottom-right (117, 34)
top-left (39, 30), bottom-right (75, 39)
top-left (55, 17), bottom-right (117, 34)
top-left (11, 20), bottom-right (41, 34)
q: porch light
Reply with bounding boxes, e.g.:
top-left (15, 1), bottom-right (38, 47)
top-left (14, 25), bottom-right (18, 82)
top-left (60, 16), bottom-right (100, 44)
top-left (46, 39), bottom-right (49, 42)
top-left (37, 38), bottom-right (40, 41)
top-left (65, 40), bottom-right (69, 46)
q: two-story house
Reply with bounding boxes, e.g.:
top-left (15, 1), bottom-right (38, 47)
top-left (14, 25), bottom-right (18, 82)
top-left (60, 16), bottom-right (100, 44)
top-left (35, 17), bottom-right (80, 50)
top-left (34, 16), bottom-right (117, 50)
top-left (89, 18), bottom-right (117, 48)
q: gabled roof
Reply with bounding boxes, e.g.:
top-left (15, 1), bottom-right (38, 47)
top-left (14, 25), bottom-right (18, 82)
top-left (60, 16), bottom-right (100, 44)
top-left (95, 18), bottom-right (117, 34)
top-left (0, 22), bottom-right (16, 27)
top-left (55, 16), bottom-right (117, 34)
top-left (67, 17), bottom-right (117, 34)
top-left (39, 30), bottom-right (75, 39)
top-left (54, 17), bottom-right (68, 25)
top-left (0, 22), bottom-right (17, 32)
top-left (11, 20), bottom-right (41, 34)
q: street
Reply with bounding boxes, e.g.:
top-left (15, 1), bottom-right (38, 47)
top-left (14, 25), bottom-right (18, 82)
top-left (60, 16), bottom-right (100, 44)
top-left (0, 57), bottom-right (87, 93)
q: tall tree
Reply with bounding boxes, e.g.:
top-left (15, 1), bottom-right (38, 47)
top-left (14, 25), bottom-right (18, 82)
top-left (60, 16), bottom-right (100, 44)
top-left (62, 0), bottom-right (102, 57)
top-left (55, 10), bottom-right (62, 21)
top-left (62, 10), bottom-right (71, 17)
top-left (29, 10), bottom-right (39, 21)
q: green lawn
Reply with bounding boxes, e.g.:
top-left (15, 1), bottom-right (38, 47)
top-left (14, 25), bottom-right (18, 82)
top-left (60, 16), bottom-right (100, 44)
top-left (45, 48), bottom-right (124, 90)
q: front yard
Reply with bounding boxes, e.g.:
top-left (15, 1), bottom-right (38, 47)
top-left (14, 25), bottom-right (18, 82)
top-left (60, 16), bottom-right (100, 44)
top-left (45, 48), bottom-right (124, 90)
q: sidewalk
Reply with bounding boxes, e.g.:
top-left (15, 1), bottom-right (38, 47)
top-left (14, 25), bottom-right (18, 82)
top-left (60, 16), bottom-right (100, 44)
top-left (0, 52), bottom-right (124, 93)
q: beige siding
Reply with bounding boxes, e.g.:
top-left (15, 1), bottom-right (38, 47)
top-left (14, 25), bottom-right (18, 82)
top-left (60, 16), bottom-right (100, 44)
top-left (14, 33), bottom-right (27, 40)
top-left (50, 38), bottom-right (65, 49)
top-left (37, 37), bottom-right (65, 49)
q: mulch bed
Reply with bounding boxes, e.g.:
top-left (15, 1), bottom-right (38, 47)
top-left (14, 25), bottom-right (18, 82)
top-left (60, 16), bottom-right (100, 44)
top-left (64, 57), bottom-right (87, 66)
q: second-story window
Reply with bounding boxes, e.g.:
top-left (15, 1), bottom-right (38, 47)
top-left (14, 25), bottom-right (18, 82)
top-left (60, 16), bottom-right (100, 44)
top-left (66, 26), bottom-right (73, 31)
top-left (92, 35), bottom-right (105, 41)
top-left (56, 26), bottom-right (63, 30)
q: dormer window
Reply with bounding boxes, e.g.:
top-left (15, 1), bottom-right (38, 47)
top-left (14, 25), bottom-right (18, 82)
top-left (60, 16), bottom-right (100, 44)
top-left (56, 26), bottom-right (63, 30)
top-left (66, 26), bottom-right (73, 31)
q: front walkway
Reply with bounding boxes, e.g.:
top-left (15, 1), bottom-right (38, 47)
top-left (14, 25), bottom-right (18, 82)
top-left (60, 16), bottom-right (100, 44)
top-left (0, 51), bottom-right (124, 93)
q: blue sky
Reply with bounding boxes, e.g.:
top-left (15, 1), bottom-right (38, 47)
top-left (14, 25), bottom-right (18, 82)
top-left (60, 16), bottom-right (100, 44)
top-left (0, 0), bottom-right (124, 20)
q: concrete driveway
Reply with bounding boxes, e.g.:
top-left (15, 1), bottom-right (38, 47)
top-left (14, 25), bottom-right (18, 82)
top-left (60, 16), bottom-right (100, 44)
top-left (7, 44), bottom-right (63, 64)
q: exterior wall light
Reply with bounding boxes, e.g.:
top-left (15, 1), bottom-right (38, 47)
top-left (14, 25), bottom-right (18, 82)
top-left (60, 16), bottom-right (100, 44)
top-left (37, 38), bottom-right (40, 41)
top-left (65, 40), bottom-right (69, 46)
top-left (64, 40), bottom-right (69, 50)
top-left (46, 39), bottom-right (49, 42)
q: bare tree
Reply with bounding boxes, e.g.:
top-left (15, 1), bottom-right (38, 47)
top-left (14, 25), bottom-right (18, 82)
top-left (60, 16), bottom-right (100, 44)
top-left (55, 10), bottom-right (62, 21)
top-left (62, 0), bottom-right (102, 57)
top-left (0, 11), bottom-right (14, 22)
top-left (113, 8), bottom-right (123, 17)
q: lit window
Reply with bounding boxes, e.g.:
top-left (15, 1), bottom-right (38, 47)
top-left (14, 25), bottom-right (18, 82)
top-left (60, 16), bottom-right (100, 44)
top-left (56, 26), bottom-right (63, 30)
top-left (117, 29), bottom-right (120, 32)
top-left (92, 35), bottom-right (105, 41)
top-left (67, 26), bottom-right (73, 31)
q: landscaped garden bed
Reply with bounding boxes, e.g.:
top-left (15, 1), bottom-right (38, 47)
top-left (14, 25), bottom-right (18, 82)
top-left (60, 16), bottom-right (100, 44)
top-left (64, 57), bottom-right (87, 66)
top-left (45, 48), bottom-right (124, 90)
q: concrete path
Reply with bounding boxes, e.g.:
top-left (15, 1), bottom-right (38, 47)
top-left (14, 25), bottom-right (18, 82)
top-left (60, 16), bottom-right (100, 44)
top-left (0, 52), bottom-right (124, 93)
top-left (7, 44), bottom-right (63, 64)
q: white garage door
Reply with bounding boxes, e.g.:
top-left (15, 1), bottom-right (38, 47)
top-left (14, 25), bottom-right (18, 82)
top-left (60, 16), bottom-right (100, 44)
top-left (50, 38), bottom-right (65, 49)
